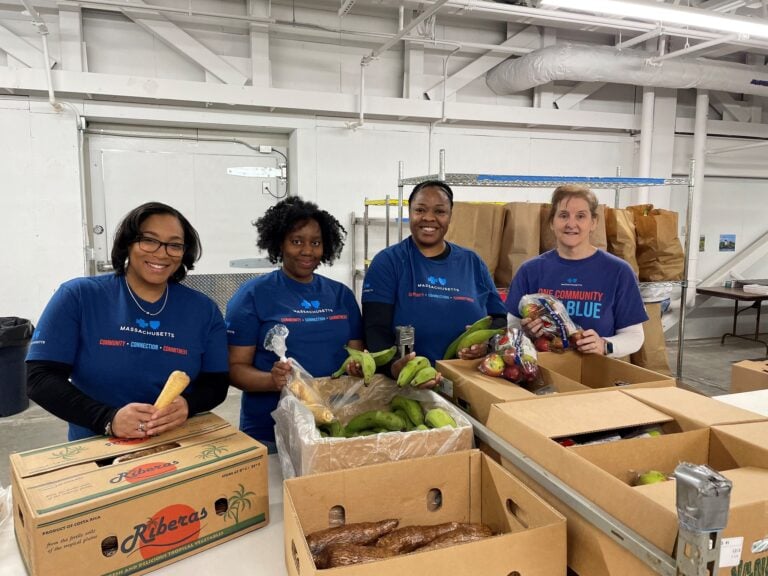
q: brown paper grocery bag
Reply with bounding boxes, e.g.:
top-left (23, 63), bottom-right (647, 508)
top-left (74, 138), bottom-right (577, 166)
top-left (495, 202), bottom-right (542, 288)
top-left (605, 207), bottom-right (639, 275)
top-left (630, 302), bottom-right (671, 375)
top-left (628, 204), bottom-right (684, 281)
top-left (445, 202), bottom-right (506, 276)
top-left (539, 204), bottom-right (608, 253)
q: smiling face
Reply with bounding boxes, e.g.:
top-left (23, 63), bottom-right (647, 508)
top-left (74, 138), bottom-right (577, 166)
top-left (126, 214), bottom-right (185, 297)
top-left (281, 218), bottom-right (323, 283)
top-left (409, 186), bottom-right (452, 256)
top-left (551, 196), bottom-right (597, 257)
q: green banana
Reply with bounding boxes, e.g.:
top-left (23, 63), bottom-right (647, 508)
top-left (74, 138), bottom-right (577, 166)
top-left (443, 316), bottom-right (493, 359)
top-left (396, 356), bottom-right (430, 387)
top-left (370, 346), bottom-right (397, 367)
top-left (392, 408), bottom-right (414, 430)
top-left (456, 328), bottom-right (506, 354)
top-left (346, 410), bottom-right (406, 433)
top-left (415, 424), bottom-right (429, 431)
top-left (410, 366), bottom-right (438, 387)
top-left (390, 395), bottom-right (424, 427)
top-left (331, 347), bottom-right (377, 385)
top-left (425, 408), bottom-right (457, 429)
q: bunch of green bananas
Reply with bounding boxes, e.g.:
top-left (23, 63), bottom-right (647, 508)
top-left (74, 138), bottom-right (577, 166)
top-left (331, 345), bottom-right (397, 385)
top-left (443, 315), bottom-right (505, 359)
top-left (396, 356), bottom-right (438, 387)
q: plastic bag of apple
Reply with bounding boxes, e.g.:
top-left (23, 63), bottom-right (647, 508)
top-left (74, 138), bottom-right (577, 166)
top-left (519, 293), bottom-right (584, 353)
top-left (477, 328), bottom-right (541, 388)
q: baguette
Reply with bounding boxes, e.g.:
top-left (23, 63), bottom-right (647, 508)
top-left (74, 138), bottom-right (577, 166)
top-left (154, 370), bottom-right (190, 409)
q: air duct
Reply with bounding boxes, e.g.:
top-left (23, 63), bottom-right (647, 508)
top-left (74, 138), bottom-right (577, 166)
top-left (486, 42), bottom-right (768, 97)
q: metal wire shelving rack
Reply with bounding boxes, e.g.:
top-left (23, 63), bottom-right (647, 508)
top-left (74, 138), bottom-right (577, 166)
top-left (355, 153), bottom-right (724, 576)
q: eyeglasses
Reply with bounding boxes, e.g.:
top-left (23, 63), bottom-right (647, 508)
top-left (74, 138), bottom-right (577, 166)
top-left (134, 236), bottom-right (186, 257)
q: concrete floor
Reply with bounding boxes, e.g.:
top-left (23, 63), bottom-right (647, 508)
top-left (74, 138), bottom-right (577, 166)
top-left (1, 336), bottom-right (766, 489)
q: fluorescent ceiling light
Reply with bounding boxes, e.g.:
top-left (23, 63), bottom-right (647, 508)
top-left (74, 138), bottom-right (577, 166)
top-left (540, 0), bottom-right (768, 39)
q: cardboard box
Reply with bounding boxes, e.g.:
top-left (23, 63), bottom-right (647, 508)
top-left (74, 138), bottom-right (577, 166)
top-left (536, 351), bottom-right (675, 390)
top-left (485, 390), bottom-right (767, 576)
top-left (12, 413), bottom-right (269, 576)
top-left (436, 352), bottom-right (675, 425)
top-left (435, 358), bottom-right (576, 424)
top-left (731, 359), bottom-right (768, 393)
top-left (622, 387), bottom-right (767, 429)
top-left (283, 450), bottom-right (567, 576)
top-left (274, 377), bottom-right (474, 477)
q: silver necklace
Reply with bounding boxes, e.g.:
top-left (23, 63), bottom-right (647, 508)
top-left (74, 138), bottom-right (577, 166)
top-left (124, 276), bottom-right (169, 317)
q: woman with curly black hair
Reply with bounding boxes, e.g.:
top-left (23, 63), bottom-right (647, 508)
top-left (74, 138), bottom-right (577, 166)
top-left (226, 196), bottom-right (363, 450)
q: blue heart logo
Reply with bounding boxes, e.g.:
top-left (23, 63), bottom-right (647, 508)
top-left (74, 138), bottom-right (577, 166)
top-left (136, 318), bottom-right (148, 329)
top-left (311, 300), bottom-right (320, 309)
top-left (149, 320), bottom-right (160, 330)
top-left (438, 277), bottom-right (447, 286)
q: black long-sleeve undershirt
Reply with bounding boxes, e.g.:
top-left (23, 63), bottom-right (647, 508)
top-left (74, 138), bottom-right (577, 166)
top-left (27, 360), bottom-right (230, 436)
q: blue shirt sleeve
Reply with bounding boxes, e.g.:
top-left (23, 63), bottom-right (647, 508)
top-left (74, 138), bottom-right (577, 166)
top-left (27, 283), bottom-right (81, 364)
top-left (225, 280), bottom-right (261, 347)
top-left (361, 250), bottom-right (398, 305)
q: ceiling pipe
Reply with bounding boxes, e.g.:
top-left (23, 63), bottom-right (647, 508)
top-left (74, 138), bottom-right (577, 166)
top-left (486, 42), bottom-right (768, 97)
top-left (18, 0), bottom-right (61, 110)
top-left (347, 0), bottom-right (450, 129)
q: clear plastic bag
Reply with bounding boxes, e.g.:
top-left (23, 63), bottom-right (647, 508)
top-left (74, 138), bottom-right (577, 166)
top-left (272, 375), bottom-right (473, 478)
top-left (519, 293), bottom-right (583, 351)
top-left (264, 323), bottom-right (338, 424)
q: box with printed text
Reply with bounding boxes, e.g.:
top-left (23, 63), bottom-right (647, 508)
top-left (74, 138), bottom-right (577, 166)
top-left (11, 413), bottom-right (269, 576)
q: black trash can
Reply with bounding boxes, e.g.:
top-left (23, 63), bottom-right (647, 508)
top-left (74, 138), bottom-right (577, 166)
top-left (0, 316), bottom-right (34, 417)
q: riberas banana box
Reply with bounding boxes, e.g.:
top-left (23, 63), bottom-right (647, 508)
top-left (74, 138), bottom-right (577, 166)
top-left (10, 413), bottom-right (268, 576)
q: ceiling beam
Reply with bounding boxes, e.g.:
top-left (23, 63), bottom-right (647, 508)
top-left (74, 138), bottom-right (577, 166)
top-left (710, 91), bottom-right (752, 122)
top-left (120, 0), bottom-right (247, 85)
top-left (57, 2), bottom-right (84, 72)
top-left (0, 67), bottom-right (639, 131)
top-left (0, 21), bottom-right (54, 68)
top-left (423, 25), bottom-right (539, 101)
top-left (555, 81), bottom-right (607, 110)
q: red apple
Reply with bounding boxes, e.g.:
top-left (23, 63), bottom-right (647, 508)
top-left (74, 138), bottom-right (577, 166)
top-left (478, 353), bottom-right (505, 377)
top-left (534, 337), bottom-right (550, 352)
top-left (502, 364), bottom-right (522, 383)
top-left (502, 347), bottom-right (518, 367)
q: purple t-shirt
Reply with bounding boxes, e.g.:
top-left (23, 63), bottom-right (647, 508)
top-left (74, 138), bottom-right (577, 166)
top-left (506, 249), bottom-right (648, 336)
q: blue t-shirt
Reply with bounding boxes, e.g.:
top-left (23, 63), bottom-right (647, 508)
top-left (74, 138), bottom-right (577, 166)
top-left (225, 269), bottom-right (363, 443)
top-left (27, 274), bottom-right (229, 440)
top-left (505, 249), bottom-right (648, 336)
top-left (361, 237), bottom-right (506, 364)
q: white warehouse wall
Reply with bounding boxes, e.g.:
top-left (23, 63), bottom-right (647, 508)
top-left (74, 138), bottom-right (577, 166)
top-left (0, 1), bottom-right (766, 345)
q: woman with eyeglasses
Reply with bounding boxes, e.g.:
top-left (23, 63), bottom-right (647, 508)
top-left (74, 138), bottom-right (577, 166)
top-left (26, 202), bottom-right (229, 441)
top-left (362, 180), bottom-right (506, 387)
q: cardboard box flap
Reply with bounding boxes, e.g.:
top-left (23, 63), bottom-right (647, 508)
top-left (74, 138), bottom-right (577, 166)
top-left (494, 391), bottom-right (673, 439)
top-left (731, 360), bottom-right (768, 393)
top-left (622, 388), bottom-right (767, 428)
top-left (636, 467), bottom-right (768, 510)
top-left (20, 428), bottom-right (264, 517)
top-left (712, 422), bottom-right (768, 469)
top-left (10, 412), bottom-right (230, 478)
